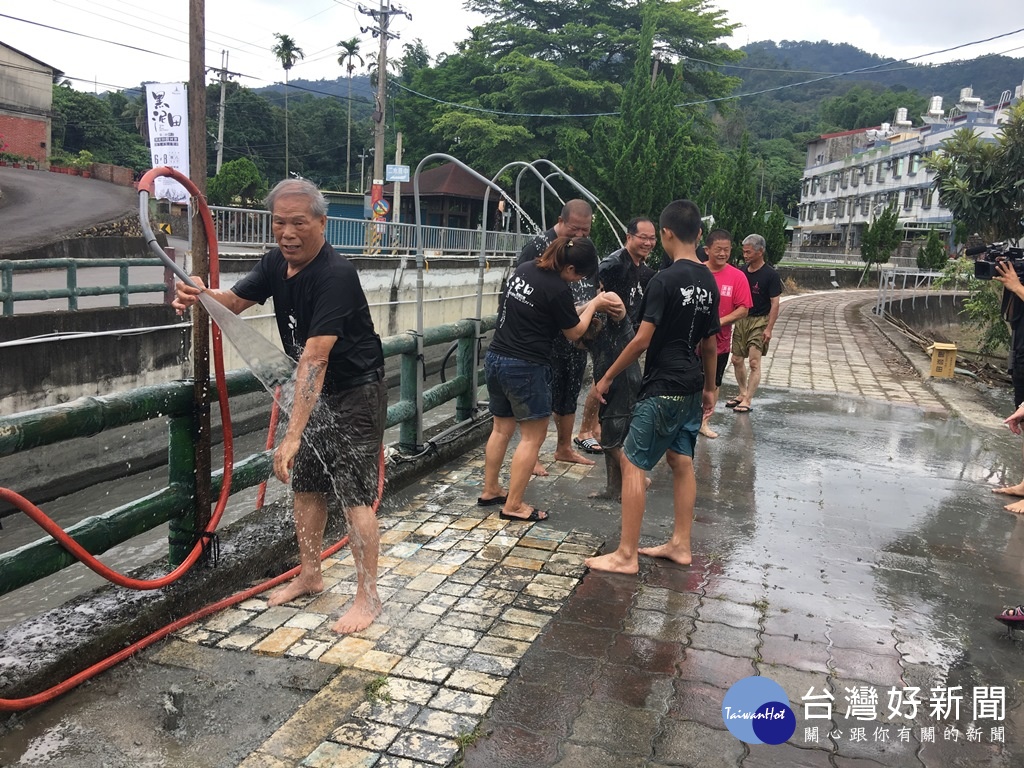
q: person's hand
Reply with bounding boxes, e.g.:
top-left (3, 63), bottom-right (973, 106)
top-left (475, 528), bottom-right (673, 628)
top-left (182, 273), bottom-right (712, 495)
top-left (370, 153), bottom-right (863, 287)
top-left (995, 260), bottom-right (1022, 290)
top-left (598, 291), bottom-right (626, 321)
top-left (172, 276), bottom-right (207, 315)
top-left (592, 378), bottom-right (611, 405)
top-left (273, 435), bottom-right (301, 483)
top-left (1005, 404), bottom-right (1024, 435)
top-left (702, 389), bottom-right (716, 418)
top-left (762, 327), bottom-right (773, 344)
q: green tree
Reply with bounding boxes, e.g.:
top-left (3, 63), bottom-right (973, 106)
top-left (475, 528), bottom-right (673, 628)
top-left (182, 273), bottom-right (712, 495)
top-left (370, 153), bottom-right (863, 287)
top-left (50, 86), bottom-right (149, 170)
top-left (860, 202), bottom-right (901, 279)
top-left (926, 101), bottom-right (1024, 244)
top-left (271, 33), bottom-right (305, 176)
top-left (698, 136), bottom-right (760, 262)
top-left (917, 229), bottom-right (947, 271)
top-left (337, 36), bottom-right (365, 192)
top-left (764, 207), bottom-right (787, 266)
top-left (565, 3), bottom-right (709, 248)
top-left (207, 157), bottom-right (268, 207)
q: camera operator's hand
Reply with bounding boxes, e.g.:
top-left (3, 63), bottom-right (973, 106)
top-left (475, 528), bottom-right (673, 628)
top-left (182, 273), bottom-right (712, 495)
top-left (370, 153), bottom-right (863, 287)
top-left (995, 259), bottom-right (1023, 292)
top-left (1005, 403), bottom-right (1024, 435)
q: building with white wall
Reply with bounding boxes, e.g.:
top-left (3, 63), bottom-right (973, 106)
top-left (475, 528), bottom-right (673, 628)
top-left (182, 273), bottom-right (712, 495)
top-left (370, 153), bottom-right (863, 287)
top-left (793, 85), bottom-right (1021, 254)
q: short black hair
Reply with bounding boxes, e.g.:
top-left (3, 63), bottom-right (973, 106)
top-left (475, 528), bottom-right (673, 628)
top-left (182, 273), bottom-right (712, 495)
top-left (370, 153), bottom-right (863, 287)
top-left (626, 216), bottom-right (655, 235)
top-left (705, 228), bottom-right (732, 246)
top-left (659, 200), bottom-right (702, 244)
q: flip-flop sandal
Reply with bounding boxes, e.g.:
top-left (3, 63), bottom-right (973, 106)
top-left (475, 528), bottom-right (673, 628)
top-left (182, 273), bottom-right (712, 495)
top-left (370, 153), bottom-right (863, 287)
top-left (733, 405), bottom-right (752, 413)
top-left (725, 398), bottom-right (742, 408)
top-left (996, 606), bottom-right (1024, 633)
top-left (499, 508), bottom-right (549, 522)
top-left (477, 495), bottom-right (507, 507)
top-left (574, 437), bottom-right (604, 454)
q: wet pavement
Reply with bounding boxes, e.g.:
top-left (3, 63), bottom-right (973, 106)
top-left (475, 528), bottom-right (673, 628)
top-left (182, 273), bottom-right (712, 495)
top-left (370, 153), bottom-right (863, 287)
top-left (6, 290), bottom-right (1024, 767)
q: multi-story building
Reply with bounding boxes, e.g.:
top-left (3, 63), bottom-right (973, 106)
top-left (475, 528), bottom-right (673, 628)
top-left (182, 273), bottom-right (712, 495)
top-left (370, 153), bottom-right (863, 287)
top-left (0, 41), bottom-right (61, 166)
top-left (793, 84), bottom-right (1022, 255)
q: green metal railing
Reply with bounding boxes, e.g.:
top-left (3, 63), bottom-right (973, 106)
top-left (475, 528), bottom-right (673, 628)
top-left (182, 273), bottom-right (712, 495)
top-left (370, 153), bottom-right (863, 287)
top-left (0, 258), bottom-right (171, 315)
top-left (0, 315), bottom-right (495, 597)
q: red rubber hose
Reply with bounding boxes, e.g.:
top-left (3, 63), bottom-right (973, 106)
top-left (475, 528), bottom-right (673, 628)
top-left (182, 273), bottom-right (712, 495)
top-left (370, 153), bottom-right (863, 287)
top-left (0, 167), bottom-right (231, 590)
top-left (0, 449), bottom-right (383, 713)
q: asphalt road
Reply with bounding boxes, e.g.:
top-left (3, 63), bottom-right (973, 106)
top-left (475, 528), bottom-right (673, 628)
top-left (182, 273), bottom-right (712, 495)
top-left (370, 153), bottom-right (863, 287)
top-left (0, 165), bottom-right (138, 255)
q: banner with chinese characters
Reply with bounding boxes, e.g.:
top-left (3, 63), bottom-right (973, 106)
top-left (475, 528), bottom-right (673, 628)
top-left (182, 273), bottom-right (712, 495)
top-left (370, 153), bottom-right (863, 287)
top-left (145, 83), bottom-right (190, 203)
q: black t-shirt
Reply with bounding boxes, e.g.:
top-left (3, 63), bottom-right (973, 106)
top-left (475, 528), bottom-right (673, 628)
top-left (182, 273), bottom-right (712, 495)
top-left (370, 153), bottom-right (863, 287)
top-left (637, 258), bottom-right (720, 399)
top-left (489, 261), bottom-right (581, 365)
top-left (599, 247), bottom-right (656, 330)
top-left (232, 242), bottom-right (384, 391)
top-left (743, 263), bottom-right (783, 317)
top-left (518, 227), bottom-right (595, 304)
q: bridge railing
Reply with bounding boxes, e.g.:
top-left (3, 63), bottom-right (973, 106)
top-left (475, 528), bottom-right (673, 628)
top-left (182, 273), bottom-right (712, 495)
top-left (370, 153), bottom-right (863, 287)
top-left (209, 205), bottom-right (534, 258)
top-left (0, 257), bottom-right (172, 316)
top-left (0, 315), bottom-right (495, 598)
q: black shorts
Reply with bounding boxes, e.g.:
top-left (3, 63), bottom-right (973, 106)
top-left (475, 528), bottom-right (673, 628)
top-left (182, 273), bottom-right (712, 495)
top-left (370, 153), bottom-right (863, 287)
top-left (291, 375), bottom-right (387, 507)
top-left (550, 335), bottom-right (588, 416)
top-left (715, 352), bottom-right (730, 388)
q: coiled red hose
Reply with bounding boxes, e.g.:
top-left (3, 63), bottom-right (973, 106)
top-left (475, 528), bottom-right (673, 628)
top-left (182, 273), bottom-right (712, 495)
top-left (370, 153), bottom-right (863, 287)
top-left (0, 167), bottom-right (372, 711)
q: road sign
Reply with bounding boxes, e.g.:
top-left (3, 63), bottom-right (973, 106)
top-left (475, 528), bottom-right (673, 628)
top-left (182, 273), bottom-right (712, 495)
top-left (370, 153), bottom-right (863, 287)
top-left (386, 164), bottom-right (410, 182)
top-left (372, 198), bottom-right (390, 217)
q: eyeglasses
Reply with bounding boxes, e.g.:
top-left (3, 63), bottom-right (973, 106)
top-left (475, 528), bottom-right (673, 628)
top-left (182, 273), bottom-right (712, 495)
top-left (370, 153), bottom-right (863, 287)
top-left (631, 234), bottom-right (657, 243)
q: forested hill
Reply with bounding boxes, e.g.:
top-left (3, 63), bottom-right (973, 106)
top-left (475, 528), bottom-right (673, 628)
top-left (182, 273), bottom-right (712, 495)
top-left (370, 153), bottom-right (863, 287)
top-left (739, 40), bottom-right (1023, 104)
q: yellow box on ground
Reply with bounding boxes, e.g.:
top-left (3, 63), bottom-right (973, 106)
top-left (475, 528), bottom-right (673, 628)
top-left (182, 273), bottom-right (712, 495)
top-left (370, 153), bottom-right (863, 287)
top-left (927, 342), bottom-right (957, 378)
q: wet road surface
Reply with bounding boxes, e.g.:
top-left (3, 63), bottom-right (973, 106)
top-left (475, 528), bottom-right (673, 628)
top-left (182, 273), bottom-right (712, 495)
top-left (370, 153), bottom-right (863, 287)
top-left (4, 291), bottom-right (1024, 767)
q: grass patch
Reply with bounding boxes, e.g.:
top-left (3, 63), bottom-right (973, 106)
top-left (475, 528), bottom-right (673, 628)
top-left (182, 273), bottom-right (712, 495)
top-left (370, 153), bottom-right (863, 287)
top-left (364, 676), bottom-right (392, 704)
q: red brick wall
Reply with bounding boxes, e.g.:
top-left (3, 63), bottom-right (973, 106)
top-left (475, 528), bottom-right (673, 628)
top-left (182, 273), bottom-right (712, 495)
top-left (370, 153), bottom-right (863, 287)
top-left (91, 163), bottom-right (134, 186)
top-left (0, 114), bottom-right (48, 164)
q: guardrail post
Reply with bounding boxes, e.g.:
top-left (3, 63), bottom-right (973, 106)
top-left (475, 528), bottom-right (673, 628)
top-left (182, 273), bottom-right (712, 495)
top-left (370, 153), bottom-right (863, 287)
top-left (2, 262), bottom-right (14, 315)
top-left (167, 413), bottom-right (197, 566)
top-left (119, 263), bottom-right (130, 308)
top-left (399, 340), bottom-right (420, 452)
top-left (456, 334), bottom-right (475, 421)
top-left (66, 261), bottom-right (78, 311)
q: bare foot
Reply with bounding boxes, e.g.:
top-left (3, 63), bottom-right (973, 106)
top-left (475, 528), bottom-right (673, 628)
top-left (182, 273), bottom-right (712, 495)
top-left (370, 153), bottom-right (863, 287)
top-left (267, 576), bottom-right (323, 606)
top-left (994, 483), bottom-right (1024, 497)
top-left (588, 488), bottom-right (620, 501)
top-left (585, 550), bottom-right (638, 574)
top-left (332, 596), bottom-right (382, 634)
top-left (699, 425), bottom-right (718, 439)
top-left (1005, 500), bottom-right (1024, 515)
top-left (553, 449), bottom-right (596, 466)
top-left (532, 462), bottom-right (549, 477)
top-left (638, 542), bottom-right (692, 566)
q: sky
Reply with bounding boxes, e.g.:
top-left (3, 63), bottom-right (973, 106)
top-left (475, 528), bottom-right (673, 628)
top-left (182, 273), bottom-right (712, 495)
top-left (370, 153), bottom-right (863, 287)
top-left (2, 0), bottom-right (1022, 98)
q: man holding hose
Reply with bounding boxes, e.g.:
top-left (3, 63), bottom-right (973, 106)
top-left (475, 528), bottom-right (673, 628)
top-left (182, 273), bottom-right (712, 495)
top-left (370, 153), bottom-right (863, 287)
top-left (172, 178), bottom-right (386, 634)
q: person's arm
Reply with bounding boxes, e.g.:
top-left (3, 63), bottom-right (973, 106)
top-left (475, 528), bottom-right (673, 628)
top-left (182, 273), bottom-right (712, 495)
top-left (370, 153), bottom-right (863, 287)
top-left (272, 334), bottom-right (337, 483)
top-left (719, 305), bottom-right (748, 327)
top-left (700, 334), bottom-right (717, 416)
top-left (592, 320), bottom-right (654, 402)
top-left (563, 292), bottom-right (624, 341)
top-left (172, 276), bottom-right (255, 316)
top-left (763, 295), bottom-right (781, 343)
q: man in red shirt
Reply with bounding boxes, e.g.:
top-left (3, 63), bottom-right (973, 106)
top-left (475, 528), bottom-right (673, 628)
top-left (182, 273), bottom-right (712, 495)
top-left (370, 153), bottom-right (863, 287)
top-left (700, 229), bottom-right (752, 438)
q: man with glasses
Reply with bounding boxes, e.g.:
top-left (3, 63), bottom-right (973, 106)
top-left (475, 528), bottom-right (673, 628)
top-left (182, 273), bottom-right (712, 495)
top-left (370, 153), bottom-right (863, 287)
top-left (517, 199), bottom-right (597, 472)
top-left (574, 217), bottom-right (658, 455)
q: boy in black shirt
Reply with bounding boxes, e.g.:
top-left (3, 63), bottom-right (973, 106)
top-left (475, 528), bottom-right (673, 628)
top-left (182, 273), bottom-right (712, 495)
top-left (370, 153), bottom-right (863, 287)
top-left (586, 200), bottom-right (720, 574)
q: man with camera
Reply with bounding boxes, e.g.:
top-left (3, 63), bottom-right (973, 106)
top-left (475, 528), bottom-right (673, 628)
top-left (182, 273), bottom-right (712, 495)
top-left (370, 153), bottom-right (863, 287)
top-left (994, 260), bottom-right (1024, 409)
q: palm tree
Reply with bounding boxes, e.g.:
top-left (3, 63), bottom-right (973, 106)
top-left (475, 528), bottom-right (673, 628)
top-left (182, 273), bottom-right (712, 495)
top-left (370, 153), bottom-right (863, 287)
top-left (271, 33), bottom-right (304, 177)
top-left (337, 37), bottom-right (364, 193)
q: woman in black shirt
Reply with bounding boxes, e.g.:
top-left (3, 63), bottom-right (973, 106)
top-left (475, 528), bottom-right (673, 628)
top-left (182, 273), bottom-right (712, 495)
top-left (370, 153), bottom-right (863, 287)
top-left (480, 237), bottom-right (624, 521)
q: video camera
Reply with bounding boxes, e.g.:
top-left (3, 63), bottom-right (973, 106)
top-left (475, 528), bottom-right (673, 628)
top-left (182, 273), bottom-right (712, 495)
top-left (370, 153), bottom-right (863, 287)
top-left (971, 242), bottom-right (1024, 280)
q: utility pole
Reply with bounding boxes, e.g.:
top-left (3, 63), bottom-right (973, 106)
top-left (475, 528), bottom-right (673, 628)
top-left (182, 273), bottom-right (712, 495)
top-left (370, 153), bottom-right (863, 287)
top-left (358, 1), bottom-right (411, 219)
top-left (393, 131), bottom-right (402, 224)
top-left (187, 0), bottom-right (211, 547)
top-left (206, 51), bottom-right (241, 176)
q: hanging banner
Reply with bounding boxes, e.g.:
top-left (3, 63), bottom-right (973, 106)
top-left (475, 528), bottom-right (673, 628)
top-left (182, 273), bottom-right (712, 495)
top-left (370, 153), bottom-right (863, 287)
top-left (146, 83), bottom-right (190, 203)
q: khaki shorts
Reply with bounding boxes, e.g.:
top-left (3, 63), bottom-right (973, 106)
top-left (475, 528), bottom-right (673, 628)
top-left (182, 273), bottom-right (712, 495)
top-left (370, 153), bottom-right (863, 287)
top-left (732, 315), bottom-right (771, 357)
